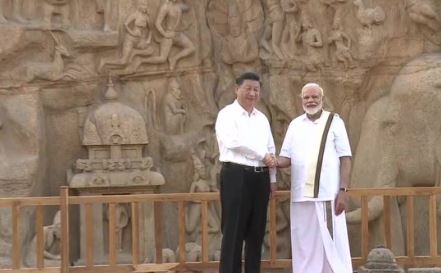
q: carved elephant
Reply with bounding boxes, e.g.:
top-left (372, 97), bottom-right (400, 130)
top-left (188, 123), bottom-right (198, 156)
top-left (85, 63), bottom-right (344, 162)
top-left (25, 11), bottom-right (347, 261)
top-left (346, 53), bottom-right (441, 255)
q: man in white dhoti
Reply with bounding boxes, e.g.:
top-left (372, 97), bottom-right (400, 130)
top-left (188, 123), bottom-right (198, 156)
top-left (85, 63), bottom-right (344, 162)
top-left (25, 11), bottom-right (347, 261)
top-left (275, 83), bottom-right (352, 273)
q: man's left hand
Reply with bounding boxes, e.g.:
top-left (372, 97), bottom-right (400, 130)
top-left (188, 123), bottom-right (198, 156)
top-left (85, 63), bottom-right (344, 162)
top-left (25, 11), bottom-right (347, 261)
top-left (263, 153), bottom-right (277, 167)
top-left (335, 191), bottom-right (348, 215)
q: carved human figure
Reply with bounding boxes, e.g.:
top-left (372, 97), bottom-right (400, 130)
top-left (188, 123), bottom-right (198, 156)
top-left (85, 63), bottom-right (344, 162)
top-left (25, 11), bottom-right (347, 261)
top-left (261, 0), bottom-right (300, 59)
top-left (132, 0), bottom-right (195, 71)
top-left (162, 78), bottom-right (186, 135)
top-left (43, 0), bottom-right (70, 27)
top-left (296, 16), bottom-right (323, 71)
top-left (113, 204), bottom-right (130, 251)
top-left (185, 154), bottom-right (220, 242)
top-left (24, 211), bottom-right (62, 267)
top-left (0, 0), bottom-right (26, 23)
top-left (99, 2), bottom-right (153, 71)
top-left (328, 21), bottom-right (354, 69)
top-left (279, 0), bottom-right (299, 58)
top-left (96, 0), bottom-right (113, 32)
top-left (405, 0), bottom-right (441, 33)
top-left (261, 0), bottom-right (285, 59)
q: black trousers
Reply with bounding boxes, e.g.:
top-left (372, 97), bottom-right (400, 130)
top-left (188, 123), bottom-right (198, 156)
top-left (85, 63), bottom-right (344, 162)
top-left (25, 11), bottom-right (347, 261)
top-left (219, 162), bottom-right (270, 273)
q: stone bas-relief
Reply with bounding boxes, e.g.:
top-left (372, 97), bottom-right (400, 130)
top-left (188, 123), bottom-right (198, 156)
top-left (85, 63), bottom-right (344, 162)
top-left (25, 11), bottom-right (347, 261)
top-left (347, 53), bottom-right (441, 256)
top-left (68, 79), bottom-right (165, 263)
top-left (0, 0), bottom-right (440, 269)
top-left (185, 153), bottom-right (221, 260)
top-left (24, 211), bottom-right (62, 267)
top-left (69, 79), bottom-right (165, 188)
top-left (98, 1), bottom-right (153, 72)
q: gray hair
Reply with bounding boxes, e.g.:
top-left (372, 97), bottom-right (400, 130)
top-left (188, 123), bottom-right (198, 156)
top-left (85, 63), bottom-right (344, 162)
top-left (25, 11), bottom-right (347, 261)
top-left (301, 82), bottom-right (324, 97)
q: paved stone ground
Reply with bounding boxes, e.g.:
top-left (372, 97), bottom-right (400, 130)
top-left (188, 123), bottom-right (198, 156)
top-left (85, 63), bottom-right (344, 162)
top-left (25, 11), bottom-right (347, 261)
top-left (407, 268), bottom-right (441, 273)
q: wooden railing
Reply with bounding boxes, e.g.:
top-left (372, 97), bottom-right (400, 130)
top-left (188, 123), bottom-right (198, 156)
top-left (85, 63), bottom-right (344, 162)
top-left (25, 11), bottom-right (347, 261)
top-left (349, 187), bottom-right (441, 268)
top-left (0, 187), bottom-right (440, 272)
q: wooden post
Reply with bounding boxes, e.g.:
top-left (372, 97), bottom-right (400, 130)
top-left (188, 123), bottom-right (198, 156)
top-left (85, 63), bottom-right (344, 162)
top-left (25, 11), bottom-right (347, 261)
top-left (269, 196), bottom-right (277, 264)
top-left (383, 196), bottom-right (391, 249)
top-left (85, 203), bottom-right (94, 267)
top-left (154, 201), bottom-right (163, 264)
top-left (201, 200), bottom-right (209, 263)
top-left (429, 194), bottom-right (438, 257)
top-left (11, 201), bottom-right (21, 269)
top-left (178, 202), bottom-right (186, 264)
top-left (60, 186), bottom-right (70, 273)
top-left (35, 205), bottom-right (45, 269)
top-left (406, 196), bottom-right (415, 259)
top-left (108, 203), bottom-right (117, 266)
top-left (132, 202), bottom-right (140, 265)
top-left (361, 196), bottom-right (369, 261)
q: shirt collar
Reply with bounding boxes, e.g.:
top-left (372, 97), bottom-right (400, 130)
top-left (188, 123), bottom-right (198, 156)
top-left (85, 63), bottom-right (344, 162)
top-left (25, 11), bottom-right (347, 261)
top-left (301, 110), bottom-right (327, 123)
top-left (233, 100), bottom-right (258, 116)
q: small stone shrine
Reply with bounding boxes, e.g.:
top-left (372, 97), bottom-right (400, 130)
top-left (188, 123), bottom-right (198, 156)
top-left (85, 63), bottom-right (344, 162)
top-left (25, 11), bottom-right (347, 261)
top-left (68, 77), bottom-right (165, 263)
top-left (358, 246), bottom-right (405, 273)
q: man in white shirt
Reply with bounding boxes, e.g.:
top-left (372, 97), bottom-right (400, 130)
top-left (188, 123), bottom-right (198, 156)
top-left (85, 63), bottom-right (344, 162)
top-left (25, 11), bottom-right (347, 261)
top-left (276, 83), bottom-right (352, 273)
top-left (215, 72), bottom-right (277, 273)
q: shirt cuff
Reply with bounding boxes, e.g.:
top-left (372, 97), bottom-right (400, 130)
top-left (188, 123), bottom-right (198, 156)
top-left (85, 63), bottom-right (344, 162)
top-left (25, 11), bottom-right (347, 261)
top-left (269, 167), bottom-right (276, 182)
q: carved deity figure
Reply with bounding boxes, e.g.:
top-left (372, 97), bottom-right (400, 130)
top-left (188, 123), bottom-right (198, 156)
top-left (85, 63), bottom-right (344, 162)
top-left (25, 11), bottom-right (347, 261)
top-left (328, 21), bottom-right (354, 69)
top-left (131, 0), bottom-right (195, 71)
top-left (162, 78), bottom-right (186, 135)
top-left (24, 211), bottom-right (62, 267)
top-left (296, 16), bottom-right (323, 71)
top-left (185, 154), bottom-right (220, 242)
top-left (99, 2), bottom-right (153, 72)
top-left (43, 0), bottom-right (70, 27)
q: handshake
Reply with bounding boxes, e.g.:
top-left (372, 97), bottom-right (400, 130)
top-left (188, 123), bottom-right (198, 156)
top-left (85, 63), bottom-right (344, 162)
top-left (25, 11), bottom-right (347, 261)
top-left (263, 153), bottom-right (278, 168)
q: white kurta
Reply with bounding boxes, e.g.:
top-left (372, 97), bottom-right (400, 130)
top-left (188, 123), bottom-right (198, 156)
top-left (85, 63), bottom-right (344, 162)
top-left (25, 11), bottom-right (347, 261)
top-left (280, 112), bottom-right (351, 201)
top-left (280, 111), bottom-right (352, 273)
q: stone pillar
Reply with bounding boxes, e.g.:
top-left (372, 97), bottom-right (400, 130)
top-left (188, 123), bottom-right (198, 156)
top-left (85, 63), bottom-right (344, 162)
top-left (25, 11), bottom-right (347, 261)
top-left (357, 246), bottom-right (405, 273)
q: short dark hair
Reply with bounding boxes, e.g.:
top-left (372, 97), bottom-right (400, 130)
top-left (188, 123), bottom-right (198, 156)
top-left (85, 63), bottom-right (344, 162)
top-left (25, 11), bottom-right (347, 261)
top-left (235, 72), bottom-right (261, 86)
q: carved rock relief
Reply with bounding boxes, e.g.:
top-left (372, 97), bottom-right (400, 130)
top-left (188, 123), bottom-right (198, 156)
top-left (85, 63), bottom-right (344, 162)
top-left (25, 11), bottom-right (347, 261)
top-left (0, 0), bottom-right (440, 266)
top-left (347, 52), bottom-right (441, 256)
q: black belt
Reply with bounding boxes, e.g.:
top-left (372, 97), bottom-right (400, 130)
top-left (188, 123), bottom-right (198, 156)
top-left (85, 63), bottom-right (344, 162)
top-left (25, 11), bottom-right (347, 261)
top-left (222, 162), bottom-right (269, 173)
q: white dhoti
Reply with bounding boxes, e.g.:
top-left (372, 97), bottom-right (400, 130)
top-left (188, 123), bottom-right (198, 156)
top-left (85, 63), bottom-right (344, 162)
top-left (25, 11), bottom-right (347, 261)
top-left (290, 201), bottom-right (352, 273)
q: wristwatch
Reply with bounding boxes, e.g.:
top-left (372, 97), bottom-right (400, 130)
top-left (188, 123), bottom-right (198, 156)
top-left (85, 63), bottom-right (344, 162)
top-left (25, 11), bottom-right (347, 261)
top-left (339, 187), bottom-right (349, 192)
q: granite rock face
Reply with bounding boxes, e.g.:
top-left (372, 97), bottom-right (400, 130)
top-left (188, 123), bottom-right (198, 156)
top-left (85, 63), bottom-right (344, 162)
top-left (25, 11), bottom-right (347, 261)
top-left (0, 0), bottom-right (440, 265)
